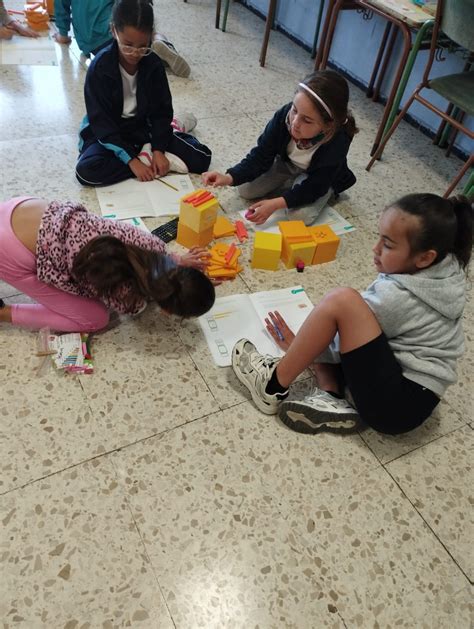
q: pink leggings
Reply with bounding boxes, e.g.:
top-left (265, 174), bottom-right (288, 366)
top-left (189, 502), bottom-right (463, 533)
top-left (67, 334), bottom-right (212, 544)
top-left (0, 197), bottom-right (109, 331)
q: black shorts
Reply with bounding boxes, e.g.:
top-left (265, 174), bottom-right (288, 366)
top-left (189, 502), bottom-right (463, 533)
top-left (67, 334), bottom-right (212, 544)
top-left (340, 333), bottom-right (440, 435)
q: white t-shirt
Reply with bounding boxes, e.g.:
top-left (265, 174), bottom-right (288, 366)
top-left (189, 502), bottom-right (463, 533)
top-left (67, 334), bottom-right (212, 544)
top-left (119, 65), bottom-right (138, 118)
top-left (287, 139), bottom-right (319, 170)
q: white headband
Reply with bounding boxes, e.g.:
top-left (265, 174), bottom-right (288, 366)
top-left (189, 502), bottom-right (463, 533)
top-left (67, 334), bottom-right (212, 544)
top-left (298, 82), bottom-right (333, 119)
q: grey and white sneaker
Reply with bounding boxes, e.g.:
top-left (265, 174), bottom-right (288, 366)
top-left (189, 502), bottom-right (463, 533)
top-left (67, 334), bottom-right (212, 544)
top-left (232, 339), bottom-right (286, 415)
top-left (279, 388), bottom-right (359, 434)
top-left (152, 37), bottom-right (191, 78)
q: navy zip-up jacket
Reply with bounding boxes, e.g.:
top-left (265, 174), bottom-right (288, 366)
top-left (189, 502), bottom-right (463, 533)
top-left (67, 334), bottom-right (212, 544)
top-left (79, 41), bottom-right (174, 164)
top-left (227, 103), bottom-right (356, 208)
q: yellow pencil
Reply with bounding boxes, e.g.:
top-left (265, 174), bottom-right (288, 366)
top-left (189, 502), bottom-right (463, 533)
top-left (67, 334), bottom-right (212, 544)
top-left (156, 178), bottom-right (179, 191)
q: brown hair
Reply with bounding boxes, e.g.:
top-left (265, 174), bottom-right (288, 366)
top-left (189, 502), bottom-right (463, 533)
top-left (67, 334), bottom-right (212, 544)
top-left (297, 70), bottom-right (358, 139)
top-left (392, 193), bottom-right (473, 269)
top-left (71, 236), bottom-right (215, 317)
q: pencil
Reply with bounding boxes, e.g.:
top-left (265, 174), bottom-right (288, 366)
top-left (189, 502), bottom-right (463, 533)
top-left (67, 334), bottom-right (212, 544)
top-left (156, 178), bottom-right (179, 192)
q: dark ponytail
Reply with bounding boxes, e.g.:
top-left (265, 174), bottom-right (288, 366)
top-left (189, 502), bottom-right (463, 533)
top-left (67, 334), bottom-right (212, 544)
top-left (112, 0), bottom-right (154, 34)
top-left (450, 195), bottom-right (473, 269)
top-left (72, 236), bottom-right (215, 317)
top-left (393, 193), bottom-right (473, 269)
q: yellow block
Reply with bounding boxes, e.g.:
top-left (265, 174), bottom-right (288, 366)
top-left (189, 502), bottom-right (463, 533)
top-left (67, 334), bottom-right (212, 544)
top-left (176, 221), bottom-right (214, 249)
top-left (251, 232), bottom-right (282, 271)
top-left (281, 240), bottom-right (316, 269)
top-left (278, 220), bottom-right (313, 243)
top-left (180, 189), bottom-right (219, 232)
top-left (308, 224), bottom-right (340, 264)
top-left (213, 215), bottom-right (236, 239)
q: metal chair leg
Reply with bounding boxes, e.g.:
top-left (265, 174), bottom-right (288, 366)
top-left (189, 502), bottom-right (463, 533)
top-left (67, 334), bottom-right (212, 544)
top-left (215, 0), bottom-right (222, 29)
top-left (221, 0), bottom-right (231, 32)
top-left (444, 154), bottom-right (474, 198)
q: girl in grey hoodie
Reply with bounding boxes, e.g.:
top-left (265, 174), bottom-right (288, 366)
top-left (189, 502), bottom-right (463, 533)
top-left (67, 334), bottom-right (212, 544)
top-left (231, 193), bottom-right (472, 435)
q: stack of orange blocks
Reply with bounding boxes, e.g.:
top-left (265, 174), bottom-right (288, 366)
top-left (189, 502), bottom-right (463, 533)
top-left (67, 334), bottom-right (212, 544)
top-left (207, 242), bottom-right (243, 280)
top-left (24, 2), bottom-right (50, 30)
top-left (176, 189), bottom-right (219, 249)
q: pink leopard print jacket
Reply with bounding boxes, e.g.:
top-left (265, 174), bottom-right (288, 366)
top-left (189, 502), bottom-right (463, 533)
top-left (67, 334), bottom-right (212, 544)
top-left (36, 201), bottom-right (171, 314)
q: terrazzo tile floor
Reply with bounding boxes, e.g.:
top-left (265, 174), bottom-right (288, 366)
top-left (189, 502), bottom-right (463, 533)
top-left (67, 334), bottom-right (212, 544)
top-left (0, 1), bottom-right (472, 627)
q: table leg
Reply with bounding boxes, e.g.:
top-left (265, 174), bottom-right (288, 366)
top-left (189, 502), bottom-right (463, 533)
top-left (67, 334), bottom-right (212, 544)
top-left (311, 0), bottom-right (326, 59)
top-left (259, 0), bottom-right (277, 67)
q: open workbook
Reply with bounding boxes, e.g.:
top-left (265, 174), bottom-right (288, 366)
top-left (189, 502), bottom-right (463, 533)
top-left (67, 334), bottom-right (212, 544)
top-left (96, 174), bottom-right (194, 220)
top-left (198, 286), bottom-right (313, 367)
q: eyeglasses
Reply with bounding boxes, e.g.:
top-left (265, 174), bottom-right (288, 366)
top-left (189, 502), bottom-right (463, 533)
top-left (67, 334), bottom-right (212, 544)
top-left (115, 33), bottom-right (153, 57)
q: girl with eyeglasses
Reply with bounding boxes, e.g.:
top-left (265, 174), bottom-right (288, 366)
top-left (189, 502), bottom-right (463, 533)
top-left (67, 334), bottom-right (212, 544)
top-left (75, 0), bottom-right (211, 187)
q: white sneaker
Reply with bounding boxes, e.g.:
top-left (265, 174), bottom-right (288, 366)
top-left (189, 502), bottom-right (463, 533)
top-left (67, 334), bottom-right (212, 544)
top-left (279, 388), bottom-right (359, 434)
top-left (152, 37), bottom-right (191, 78)
top-left (232, 339), bottom-right (287, 415)
top-left (138, 143), bottom-right (153, 166)
top-left (165, 152), bottom-right (189, 174)
top-left (173, 112), bottom-right (197, 134)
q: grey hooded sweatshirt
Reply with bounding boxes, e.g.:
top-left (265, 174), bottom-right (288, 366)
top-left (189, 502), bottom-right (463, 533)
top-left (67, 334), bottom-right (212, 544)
top-left (321, 254), bottom-right (466, 398)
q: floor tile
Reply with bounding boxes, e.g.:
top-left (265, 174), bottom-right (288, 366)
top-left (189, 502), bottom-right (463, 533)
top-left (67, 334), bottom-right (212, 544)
top-left (79, 305), bottom-right (218, 449)
top-left (114, 402), bottom-right (378, 628)
top-left (387, 425), bottom-right (474, 582)
top-left (0, 456), bottom-right (173, 627)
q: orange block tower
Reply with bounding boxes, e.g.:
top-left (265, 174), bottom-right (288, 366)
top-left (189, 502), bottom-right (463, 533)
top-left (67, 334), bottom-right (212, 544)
top-left (176, 189), bottom-right (219, 249)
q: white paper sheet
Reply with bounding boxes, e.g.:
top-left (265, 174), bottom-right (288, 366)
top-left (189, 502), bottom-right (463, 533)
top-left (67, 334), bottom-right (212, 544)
top-left (198, 286), bottom-right (313, 367)
top-left (239, 205), bottom-right (355, 236)
top-left (97, 174), bottom-right (194, 219)
top-left (0, 34), bottom-right (58, 66)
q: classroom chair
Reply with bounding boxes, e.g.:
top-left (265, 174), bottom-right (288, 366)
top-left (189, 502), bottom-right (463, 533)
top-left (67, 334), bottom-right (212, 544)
top-left (366, 0), bottom-right (474, 198)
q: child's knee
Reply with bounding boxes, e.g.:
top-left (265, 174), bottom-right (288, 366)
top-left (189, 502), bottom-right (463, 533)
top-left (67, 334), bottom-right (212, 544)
top-left (75, 160), bottom-right (97, 187)
top-left (76, 304), bottom-right (109, 331)
top-left (237, 182), bottom-right (255, 200)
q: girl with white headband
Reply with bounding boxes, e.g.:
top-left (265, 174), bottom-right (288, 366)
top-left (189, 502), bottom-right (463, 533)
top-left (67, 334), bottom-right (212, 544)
top-left (202, 70), bottom-right (358, 226)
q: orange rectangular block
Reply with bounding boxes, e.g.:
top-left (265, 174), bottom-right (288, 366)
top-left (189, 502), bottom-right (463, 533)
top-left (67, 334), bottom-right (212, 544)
top-left (308, 224), bottom-right (340, 264)
top-left (176, 221), bottom-right (214, 249)
top-left (278, 221), bottom-right (313, 243)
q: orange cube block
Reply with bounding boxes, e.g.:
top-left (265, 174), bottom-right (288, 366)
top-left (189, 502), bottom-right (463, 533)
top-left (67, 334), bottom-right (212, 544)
top-left (180, 189), bottom-right (218, 232)
top-left (308, 224), bottom-right (340, 264)
top-left (176, 221), bottom-right (213, 249)
top-left (281, 240), bottom-right (316, 269)
top-left (278, 220), bottom-right (313, 243)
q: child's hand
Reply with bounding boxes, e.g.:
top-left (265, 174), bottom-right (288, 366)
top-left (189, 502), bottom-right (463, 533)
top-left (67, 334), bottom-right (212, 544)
top-left (8, 20), bottom-right (39, 38)
top-left (129, 158), bottom-right (154, 182)
top-left (152, 151), bottom-right (170, 177)
top-left (53, 33), bottom-right (71, 44)
top-left (202, 171), bottom-right (233, 187)
top-left (264, 311), bottom-right (295, 352)
top-left (246, 197), bottom-right (286, 225)
top-left (179, 247), bottom-right (211, 271)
